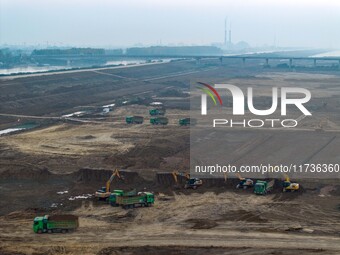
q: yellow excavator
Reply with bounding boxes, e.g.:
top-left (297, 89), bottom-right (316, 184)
top-left (95, 169), bottom-right (123, 200)
top-left (172, 171), bottom-right (203, 189)
top-left (282, 174), bottom-right (299, 192)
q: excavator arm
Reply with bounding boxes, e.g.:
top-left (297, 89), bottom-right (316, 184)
top-left (172, 171), bottom-right (190, 182)
top-left (236, 173), bottom-right (245, 180)
top-left (172, 171), bottom-right (179, 183)
top-left (235, 173), bottom-right (253, 189)
top-left (106, 169), bottom-right (121, 192)
top-left (172, 171), bottom-right (202, 189)
top-left (283, 174), bottom-right (290, 183)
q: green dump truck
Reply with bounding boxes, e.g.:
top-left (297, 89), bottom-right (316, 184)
top-left (149, 108), bottom-right (166, 116)
top-left (33, 215), bottom-right (79, 234)
top-left (126, 116), bottom-right (144, 124)
top-left (116, 192), bottom-right (155, 209)
top-left (179, 118), bottom-right (196, 126)
top-left (109, 189), bottom-right (137, 206)
top-left (254, 180), bottom-right (275, 195)
top-left (150, 117), bottom-right (168, 125)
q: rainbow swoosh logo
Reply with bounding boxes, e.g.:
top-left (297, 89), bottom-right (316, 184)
top-left (196, 82), bottom-right (223, 106)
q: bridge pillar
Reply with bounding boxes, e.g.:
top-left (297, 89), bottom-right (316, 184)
top-left (289, 59), bottom-right (293, 69)
top-left (242, 58), bottom-right (246, 65)
top-left (314, 59), bottom-right (317, 67)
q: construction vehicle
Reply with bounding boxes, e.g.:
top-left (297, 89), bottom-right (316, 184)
top-left (117, 192), bottom-right (154, 209)
top-left (126, 116), bottom-right (144, 124)
top-left (33, 215), bottom-right (79, 234)
top-left (282, 174), bottom-right (299, 192)
top-left (179, 118), bottom-right (196, 126)
top-left (95, 169), bottom-right (123, 200)
top-left (236, 173), bottom-right (254, 189)
top-left (109, 189), bottom-right (137, 206)
top-left (149, 108), bottom-right (166, 116)
top-left (254, 180), bottom-right (275, 195)
top-left (150, 117), bottom-right (168, 125)
top-left (172, 171), bottom-right (203, 189)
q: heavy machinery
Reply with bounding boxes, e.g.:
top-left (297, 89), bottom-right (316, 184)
top-left (179, 118), bottom-right (196, 126)
top-left (117, 192), bottom-right (155, 209)
top-left (149, 108), bottom-right (166, 116)
top-left (172, 171), bottom-right (203, 189)
top-left (236, 173), bottom-right (254, 189)
top-left (282, 174), bottom-right (299, 192)
top-left (33, 215), bottom-right (79, 234)
top-left (109, 189), bottom-right (137, 206)
top-left (126, 115), bottom-right (144, 124)
top-left (150, 117), bottom-right (168, 125)
top-left (254, 180), bottom-right (275, 195)
top-left (95, 169), bottom-right (123, 200)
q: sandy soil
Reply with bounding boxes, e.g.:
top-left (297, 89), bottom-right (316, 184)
top-left (1, 188), bottom-right (340, 255)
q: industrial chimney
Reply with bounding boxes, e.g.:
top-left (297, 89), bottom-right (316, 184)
top-left (224, 17), bottom-right (228, 46)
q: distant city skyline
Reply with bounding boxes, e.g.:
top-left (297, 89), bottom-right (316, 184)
top-left (1, 0), bottom-right (340, 49)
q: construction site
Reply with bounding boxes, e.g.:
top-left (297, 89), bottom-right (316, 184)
top-left (1, 58), bottom-right (340, 255)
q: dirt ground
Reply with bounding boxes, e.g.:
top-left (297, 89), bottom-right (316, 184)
top-left (1, 186), bottom-right (340, 255)
top-left (1, 60), bottom-right (340, 254)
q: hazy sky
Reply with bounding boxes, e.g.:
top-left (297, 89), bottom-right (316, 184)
top-left (1, 0), bottom-right (340, 48)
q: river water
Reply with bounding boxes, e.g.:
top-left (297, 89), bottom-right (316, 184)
top-left (0, 59), bottom-right (175, 76)
top-left (310, 50), bottom-right (340, 57)
top-left (0, 123), bottom-right (39, 136)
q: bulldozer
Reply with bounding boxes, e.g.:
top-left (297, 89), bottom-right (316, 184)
top-left (95, 169), bottom-right (123, 200)
top-left (236, 173), bottom-right (254, 189)
top-left (172, 171), bottom-right (203, 189)
top-left (282, 174), bottom-right (299, 192)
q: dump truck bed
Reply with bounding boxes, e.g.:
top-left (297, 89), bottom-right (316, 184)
top-left (126, 116), bottom-right (144, 124)
top-left (48, 215), bottom-right (78, 221)
top-left (47, 215), bottom-right (79, 229)
top-left (150, 117), bottom-right (168, 125)
top-left (116, 195), bottom-right (145, 205)
top-left (116, 193), bottom-right (154, 209)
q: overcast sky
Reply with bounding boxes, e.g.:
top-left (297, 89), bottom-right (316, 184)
top-left (1, 0), bottom-right (340, 48)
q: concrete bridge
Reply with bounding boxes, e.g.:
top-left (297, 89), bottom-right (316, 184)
top-left (218, 55), bottom-right (340, 68)
top-left (32, 54), bottom-right (340, 68)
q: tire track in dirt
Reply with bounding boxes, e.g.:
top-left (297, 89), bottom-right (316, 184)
top-left (302, 135), bottom-right (336, 164)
